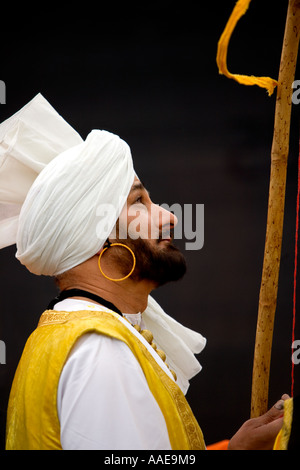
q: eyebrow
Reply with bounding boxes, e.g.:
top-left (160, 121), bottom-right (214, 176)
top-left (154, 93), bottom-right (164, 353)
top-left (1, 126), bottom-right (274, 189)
top-left (130, 181), bottom-right (150, 197)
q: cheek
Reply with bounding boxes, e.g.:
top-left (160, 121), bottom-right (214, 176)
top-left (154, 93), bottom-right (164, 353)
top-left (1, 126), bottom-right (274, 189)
top-left (127, 206), bottom-right (159, 240)
top-left (116, 209), bottom-right (129, 239)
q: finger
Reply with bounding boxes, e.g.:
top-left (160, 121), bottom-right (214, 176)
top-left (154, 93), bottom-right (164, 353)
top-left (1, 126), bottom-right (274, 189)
top-left (273, 394), bottom-right (290, 411)
top-left (274, 400), bottom-right (285, 411)
top-left (261, 397), bottom-right (289, 424)
top-left (263, 416), bottom-right (284, 435)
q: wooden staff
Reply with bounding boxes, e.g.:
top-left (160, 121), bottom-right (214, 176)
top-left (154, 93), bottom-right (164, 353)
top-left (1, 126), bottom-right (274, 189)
top-left (251, 0), bottom-right (300, 418)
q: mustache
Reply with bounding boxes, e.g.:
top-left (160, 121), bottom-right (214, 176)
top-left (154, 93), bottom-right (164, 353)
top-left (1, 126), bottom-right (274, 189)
top-left (158, 226), bottom-right (175, 241)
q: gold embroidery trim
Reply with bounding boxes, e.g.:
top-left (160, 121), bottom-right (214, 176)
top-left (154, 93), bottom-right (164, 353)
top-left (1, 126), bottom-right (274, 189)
top-left (38, 309), bottom-right (118, 326)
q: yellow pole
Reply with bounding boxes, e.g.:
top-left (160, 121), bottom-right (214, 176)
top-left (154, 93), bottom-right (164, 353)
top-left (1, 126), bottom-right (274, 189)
top-left (251, 0), bottom-right (300, 418)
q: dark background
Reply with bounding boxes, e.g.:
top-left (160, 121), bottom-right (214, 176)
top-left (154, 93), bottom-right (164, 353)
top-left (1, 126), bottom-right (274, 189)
top-left (1, 1), bottom-right (300, 448)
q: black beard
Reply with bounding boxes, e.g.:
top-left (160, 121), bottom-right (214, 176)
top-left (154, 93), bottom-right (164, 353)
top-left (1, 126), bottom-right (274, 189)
top-left (112, 236), bottom-right (187, 287)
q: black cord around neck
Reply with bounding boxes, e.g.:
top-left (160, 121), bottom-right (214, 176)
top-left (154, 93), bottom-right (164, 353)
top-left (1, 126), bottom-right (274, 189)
top-left (47, 288), bottom-right (122, 316)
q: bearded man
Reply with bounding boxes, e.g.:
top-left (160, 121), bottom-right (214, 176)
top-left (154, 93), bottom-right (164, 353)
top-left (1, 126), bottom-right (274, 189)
top-left (0, 94), bottom-right (286, 450)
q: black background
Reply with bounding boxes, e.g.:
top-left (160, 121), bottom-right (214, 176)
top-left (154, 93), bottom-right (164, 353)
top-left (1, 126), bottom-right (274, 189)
top-left (0, 1), bottom-right (300, 449)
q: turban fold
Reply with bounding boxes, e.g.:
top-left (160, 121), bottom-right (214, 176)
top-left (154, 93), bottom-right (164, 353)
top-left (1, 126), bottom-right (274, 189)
top-left (0, 93), bottom-right (82, 250)
top-left (0, 94), bottom-right (135, 275)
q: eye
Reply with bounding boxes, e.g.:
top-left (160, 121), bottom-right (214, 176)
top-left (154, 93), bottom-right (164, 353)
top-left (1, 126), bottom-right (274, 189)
top-left (134, 196), bottom-right (143, 204)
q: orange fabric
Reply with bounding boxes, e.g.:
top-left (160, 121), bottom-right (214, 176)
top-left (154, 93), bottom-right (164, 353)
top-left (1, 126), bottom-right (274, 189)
top-left (206, 440), bottom-right (229, 450)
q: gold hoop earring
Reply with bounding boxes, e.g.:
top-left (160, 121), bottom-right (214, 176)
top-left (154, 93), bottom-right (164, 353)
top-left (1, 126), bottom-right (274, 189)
top-left (98, 242), bottom-right (136, 282)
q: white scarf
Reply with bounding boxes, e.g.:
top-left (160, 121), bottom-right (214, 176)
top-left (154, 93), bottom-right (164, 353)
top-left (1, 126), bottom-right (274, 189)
top-left (0, 93), bottom-right (206, 393)
top-left (143, 296), bottom-right (206, 394)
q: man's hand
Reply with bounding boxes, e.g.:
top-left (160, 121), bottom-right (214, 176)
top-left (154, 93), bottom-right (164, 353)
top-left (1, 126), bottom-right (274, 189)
top-left (228, 394), bottom-right (290, 450)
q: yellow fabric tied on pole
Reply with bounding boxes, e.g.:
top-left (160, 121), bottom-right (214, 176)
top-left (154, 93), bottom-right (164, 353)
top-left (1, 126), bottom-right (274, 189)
top-left (217, 0), bottom-right (278, 96)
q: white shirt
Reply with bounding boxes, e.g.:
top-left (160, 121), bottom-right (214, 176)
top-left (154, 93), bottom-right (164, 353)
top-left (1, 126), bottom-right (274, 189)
top-left (55, 299), bottom-right (172, 450)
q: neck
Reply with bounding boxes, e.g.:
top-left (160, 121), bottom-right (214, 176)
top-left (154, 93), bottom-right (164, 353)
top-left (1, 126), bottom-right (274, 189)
top-left (70, 280), bottom-right (152, 314)
top-left (57, 256), bottom-right (156, 314)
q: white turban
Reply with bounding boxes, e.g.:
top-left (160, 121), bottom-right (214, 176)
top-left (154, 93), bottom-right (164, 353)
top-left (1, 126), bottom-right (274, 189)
top-left (0, 93), bottom-right (206, 394)
top-left (0, 93), bottom-right (82, 250)
top-left (0, 94), bottom-right (135, 275)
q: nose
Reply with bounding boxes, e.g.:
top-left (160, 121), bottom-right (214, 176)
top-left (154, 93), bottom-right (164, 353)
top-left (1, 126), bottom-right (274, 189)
top-left (152, 203), bottom-right (178, 231)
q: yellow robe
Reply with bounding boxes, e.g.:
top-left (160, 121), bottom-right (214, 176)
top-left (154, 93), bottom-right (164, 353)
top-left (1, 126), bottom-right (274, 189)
top-left (6, 309), bottom-right (206, 450)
